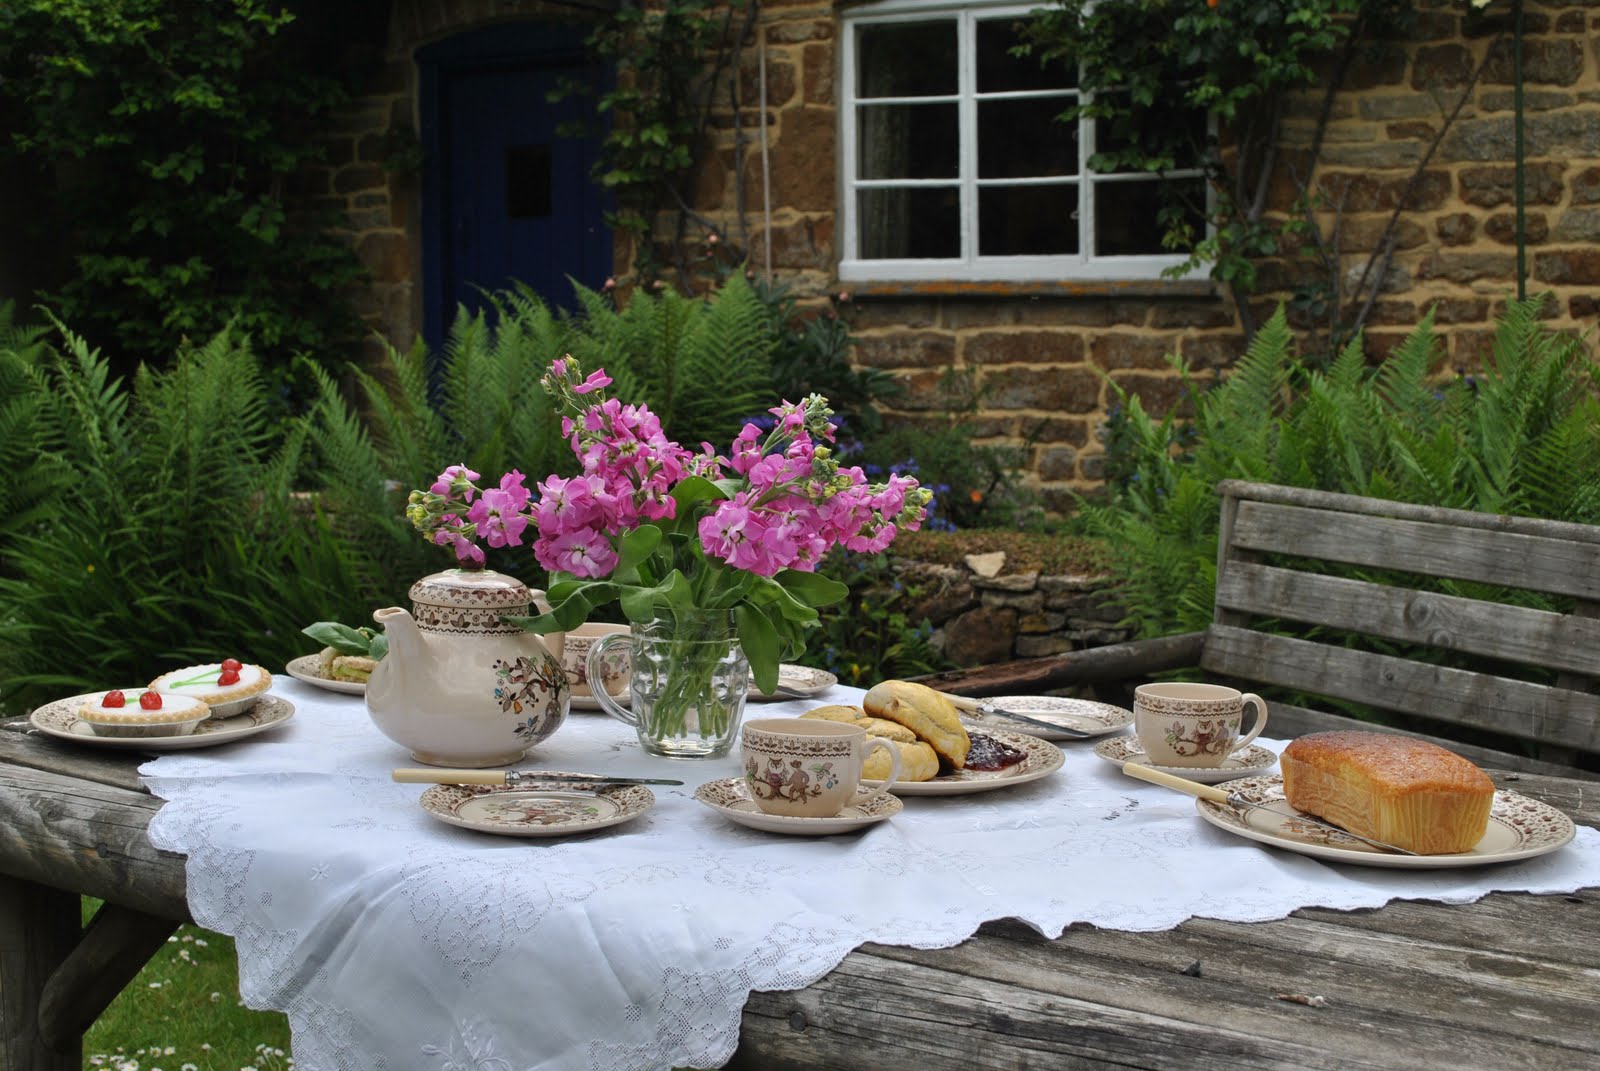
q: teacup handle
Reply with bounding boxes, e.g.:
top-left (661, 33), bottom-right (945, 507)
top-left (587, 634), bottom-right (637, 728)
top-left (863, 737), bottom-right (902, 796)
top-left (1232, 693), bottom-right (1268, 752)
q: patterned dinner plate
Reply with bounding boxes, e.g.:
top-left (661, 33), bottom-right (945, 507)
top-left (959, 695), bottom-right (1133, 741)
top-left (419, 779), bottom-right (654, 838)
top-left (1195, 775), bottom-right (1577, 869)
top-left (863, 730), bottom-right (1065, 796)
top-left (1093, 735), bottom-right (1278, 784)
top-left (29, 693), bottom-right (296, 750)
top-left (285, 654), bottom-right (367, 695)
top-left (694, 778), bottom-right (901, 835)
top-left (748, 665), bottom-right (838, 701)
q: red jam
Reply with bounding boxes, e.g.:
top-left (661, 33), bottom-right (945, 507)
top-left (964, 731), bottom-right (1028, 771)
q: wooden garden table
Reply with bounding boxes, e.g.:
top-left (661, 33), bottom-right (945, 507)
top-left (1, 716), bottom-right (1597, 1070)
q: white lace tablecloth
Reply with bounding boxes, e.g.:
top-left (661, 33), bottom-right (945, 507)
top-left (142, 679), bottom-right (1600, 1071)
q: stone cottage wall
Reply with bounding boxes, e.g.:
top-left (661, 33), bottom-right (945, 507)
top-left (318, 0), bottom-right (1600, 504)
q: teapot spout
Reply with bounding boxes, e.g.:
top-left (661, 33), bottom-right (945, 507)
top-left (373, 606), bottom-right (425, 684)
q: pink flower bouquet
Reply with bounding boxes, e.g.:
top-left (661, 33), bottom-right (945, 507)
top-left (406, 357), bottom-right (931, 695)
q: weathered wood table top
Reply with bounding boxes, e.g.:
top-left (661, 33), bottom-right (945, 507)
top-left (2, 720), bottom-right (1596, 1071)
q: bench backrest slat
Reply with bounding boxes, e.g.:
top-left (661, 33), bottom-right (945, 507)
top-left (1199, 625), bottom-right (1600, 753)
top-left (1215, 561), bottom-right (1600, 678)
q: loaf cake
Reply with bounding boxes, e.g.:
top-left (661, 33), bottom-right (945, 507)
top-left (1280, 731), bottom-right (1494, 854)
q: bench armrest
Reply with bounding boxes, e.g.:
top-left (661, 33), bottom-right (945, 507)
top-left (912, 631), bottom-right (1207, 698)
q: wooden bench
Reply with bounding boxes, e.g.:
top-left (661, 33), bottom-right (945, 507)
top-left (923, 479), bottom-right (1600, 779)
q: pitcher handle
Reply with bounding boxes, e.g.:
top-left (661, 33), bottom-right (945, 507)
top-left (587, 633), bottom-right (638, 727)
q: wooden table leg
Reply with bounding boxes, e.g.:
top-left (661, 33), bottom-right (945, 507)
top-left (0, 874), bottom-right (79, 1071)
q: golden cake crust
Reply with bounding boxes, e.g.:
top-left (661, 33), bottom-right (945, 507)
top-left (862, 680), bottom-right (971, 769)
top-left (1281, 731), bottom-right (1494, 854)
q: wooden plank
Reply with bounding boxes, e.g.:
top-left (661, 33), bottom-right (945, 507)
top-left (1229, 500), bottom-right (1600, 600)
top-left (1199, 625), bottom-right (1600, 755)
top-left (1262, 701), bottom-right (1600, 779)
top-left (914, 633), bottom-right (1206, 697)
top-left (37, 903), bottom-right (179, 1051)
top-left (0, 765), bottom-right (189, 922)
top-left (1215, 562), bottom-right (1600, 677)
top-left (0, 723), bottom-right (149, 795)
top-left (0, 875), bottom-right (79, 1071)
top-left (1217, 480), bottom-right (1600, 546)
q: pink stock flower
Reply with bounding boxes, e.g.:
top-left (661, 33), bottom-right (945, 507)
top-left (537, 526), bottom-right (617, 578)
top-left (430, 464), bottom-right (480, 499)
top-left (574, 369), bottom-right (614, 395)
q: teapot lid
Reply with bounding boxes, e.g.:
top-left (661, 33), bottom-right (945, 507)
top-left (409, 568), bottom-right (533, 610)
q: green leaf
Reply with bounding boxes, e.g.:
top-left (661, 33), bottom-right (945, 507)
top-left (736, 603), bottom-right (781, 695)
top-left (615, 524), bottom-right (662, 575)
top-left (669, 475), bottom-right (729, 512)
top-left (505, 582), bottom-right (620, 634)
top-left (367, 632), bottom-right (389, 661)
top-left (775, 569), bottom-right (848, 608)
top-left (300, 621), bottom-right (368, 654)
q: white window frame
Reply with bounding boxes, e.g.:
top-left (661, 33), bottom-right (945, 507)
top-left (838, 0), bottom-right (1208, 284)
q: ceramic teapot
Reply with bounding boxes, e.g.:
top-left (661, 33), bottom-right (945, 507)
top-left (366, 568), bottom-right (568, 767)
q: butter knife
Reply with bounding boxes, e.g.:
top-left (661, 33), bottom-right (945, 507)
top-left (940, 693), bottom-right (1094, 739)
top-left (1121, 763), bottom-right (1419, 856)
top-left (393, 768), bottom-right (684, 787)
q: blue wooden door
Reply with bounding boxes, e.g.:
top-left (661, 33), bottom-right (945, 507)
top-left (420, 27), bottom-right (610, 351)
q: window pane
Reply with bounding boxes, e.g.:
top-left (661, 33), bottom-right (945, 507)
top-left (979, 98), bottom-right (1077, 179)
top-left (858, 188), bottom-right (961, 259)
top-left (977, 18), bottom-right (1074, 93)
top-left (857, 102), bottom-right (958, 180)
top-left (1093, 178), bottom-right (1206, 256)
top-left (978, 184), bottom-right (1079, 256)
top-left (857, 21), bottom-right (956, 98)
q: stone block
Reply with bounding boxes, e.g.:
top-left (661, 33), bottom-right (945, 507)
top-left (973, 572), bottom-right (1039, 593)
top-left (1428, 297), bottom-right (1489, 323)
top-left (755, 108), bottom-right (836, 213)
top-left (1015, 634), bottom-right (1076, 658)
top-left (964, 552), bottom-right (1005, 578)
top-left (1483, 38), bottom-right (1584, 86)
top-left (982, 591), bottom-right (1045, 613)
top-left (1572, 167), bottom-right (1600, 205)
top-left (1479, 90), bottom-right (1575, 113)
top-left (740, 57), bottom-right (797, 109)
top-left (943, 606), bottom-right (1018, 666)
top-left (1318, 170), bottom-right (1450, 212)
top-left (803, 43), bottom-right (833, 105)
top-left (1533, 249), bottom-right (1600, 285)
top-left (1147, 303), bottom-right (1235, 329)
top-left (1035, 445), bottom-right (1078, 482)
top-left (1089, 333), bottom-right (1174, 371)
top-left (356, 231), bottom-right (410, 283)
top-left (1459, 163), bottom-right (1566, 207)
top-left (853, 331), bottom-right (955, 369)
top-left (334, 164), bottom-right (386, 195)
top-left (1039, 575), bottom-right (1113, 596)
top-left (1018, 611), bottom-right (1068, 634)
top-left (1318, 142), bottom-right (1426, 168)
top-left (1030, 418), bottom-right (1092, 446)
top-left (1435, 213), bottom-right (1477, 245)
top-left (1551, 208), bottom-right (1600, 242)
top-left (1415, 251), bottom-right (1517, 283)
top-left (965, 330), bottom-right (1086, 366)
top-left (981, 366), bottom-right (1102, 412)
top-left (1411, 44), bottom-right (1476, 89)
top-left (1108, 373), bottom-right (1189, 419)
top-left (1486, 212), bottom-right (1548, 244)
top-left (1178, 333), bottom-right (1249, 371)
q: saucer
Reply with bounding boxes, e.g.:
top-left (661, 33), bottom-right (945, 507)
top-left (419, 781), bottom-right (654, 837)
top-left (960, 695), bottom-right (1133, 741)
top-left (285, 654), bottom-right (366, 695)
top-left (1195, 776), bottom-right (1576, 869)
top-left (694, 778), bottom-right (901, 834)
top-left (1093, 736), bottom-right (1278, 783)
top-left (570, 689), bottom-right (631, 712)
top-left (29, 693), bottom-right (296, 750)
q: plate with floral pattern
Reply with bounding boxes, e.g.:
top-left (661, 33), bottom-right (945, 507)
top-left (419, 780), bottom-right (654, 838)
top-left (285, 654), bottom-right (367, 695)
top-left (959, 695), bottom-right (1133, 741)
top-left (748, 665), bottom-right (838, 701)
top-left (863, 730), bottom-right (1065, 796)
top-left (1093, 735), bottom-right (1277, 784)
top-left (1194, 775), bottom-right (1577, 869)
top-left (694, 778), bottom-right (901, 835)
top-left (29, 693), bottom-right (296, 750)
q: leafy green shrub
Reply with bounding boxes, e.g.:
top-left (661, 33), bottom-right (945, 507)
top-left (0, 322), bottom-right (373, 716)
top-left (1080, 297), bottom-right (1600, 638)
top-left (795, 551), bottom-right (952, 688)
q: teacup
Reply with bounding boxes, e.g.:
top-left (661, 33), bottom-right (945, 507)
top-left (563, 623), bottom-right (631, 699)
top-left (1133, 682), bottom-right (1268, 768)
top-left (740, 717), bottom-right (902, 818)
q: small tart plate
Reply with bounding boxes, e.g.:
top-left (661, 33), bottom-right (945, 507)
top-left (1195, 775), bottom-right (1577, 869)
top-left (285, 654), bottom-right (367, 696)
top-left (959, 695), bottom-right (1133, 741)
top-left (30, 693), bottom-right (296, 751)
top-left (419, 780), bottom-right (654, 837)
top-left (694, 778), bottom-right (901, 835)
top-left (748, 664), bottom-right (838, 702)
top-left (863, 730), bottom-right (1065, 797)
top-left (1093, 735), bottom-right (1278, 784)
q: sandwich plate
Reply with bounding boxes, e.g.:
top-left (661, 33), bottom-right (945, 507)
top-left (1195, 775), bottom-right (1576, 869)
top-left (285, 654), bottom-right (367, 695)
top-left (863, 730), bottom-right (1064, 796)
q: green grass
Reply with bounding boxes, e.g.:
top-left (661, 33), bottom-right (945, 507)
top-left (83, 900), bottom-right (292, 1071)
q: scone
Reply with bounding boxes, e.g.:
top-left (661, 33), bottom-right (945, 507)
top-left (863, 739), bottom-right (940, 782)
top-left (863, 680), bottom-right (971, 769)
top-left (78, 689), bottom-right (210, 738)
top-left (149, 659), bottom-right (271, 717)
top-left (802, 705), bottom-right (868, 723)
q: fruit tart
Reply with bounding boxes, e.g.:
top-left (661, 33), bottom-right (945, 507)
top-left (149, 658), bottom-right (272, 718)
top-left (78, 689), bottom-right (210, 738)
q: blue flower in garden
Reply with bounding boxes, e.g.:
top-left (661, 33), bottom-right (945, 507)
top-left (863, 463), bottom-right (883, 476)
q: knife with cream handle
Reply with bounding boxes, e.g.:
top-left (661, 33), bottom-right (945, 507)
top-left (1120, 762), bottom-right (1420, 856)
top-left (393, 768), bottom-right (685, 787)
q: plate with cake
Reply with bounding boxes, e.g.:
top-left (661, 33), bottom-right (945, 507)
top-left (1193, 732), bottom-right (1576, 868)
top-left (748, 664), bottom-right (839, 702)
top-left (148, 659), bottom-right (272, 717)
top-left (806, 680), bottom-right (1065, 797)
top-left (29, 691), bottom-right (296, 750)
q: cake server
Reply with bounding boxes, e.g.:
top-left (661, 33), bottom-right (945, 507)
top-left (941, 693), bottom-right (1094, 738)
top-left (1121, 763), bottom-right (1420, 856)
top-left (393, 768), bottom-right (684, 787)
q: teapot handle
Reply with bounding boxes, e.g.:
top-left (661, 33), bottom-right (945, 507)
top-left (587, 633), bottom-right (637, 727)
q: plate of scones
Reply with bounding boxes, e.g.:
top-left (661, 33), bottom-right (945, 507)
top-left (803, 680), bottom-right (1064, 796)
